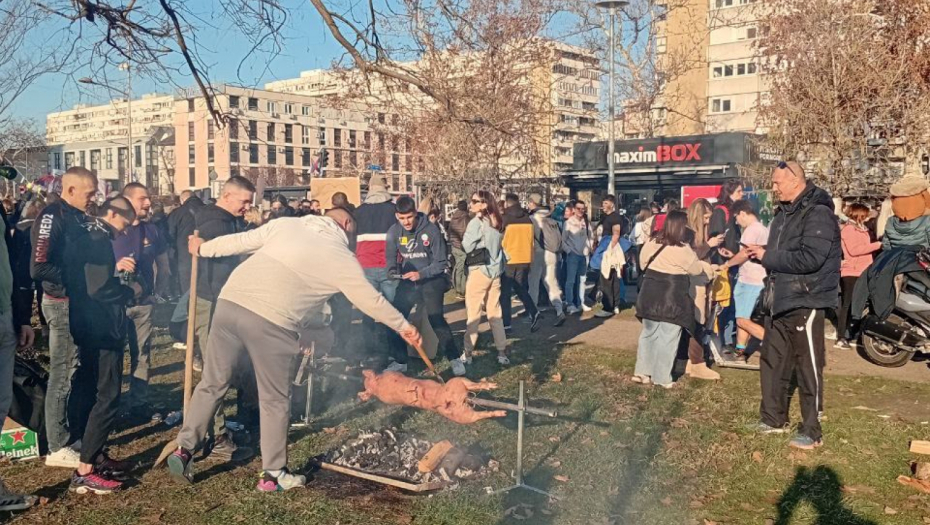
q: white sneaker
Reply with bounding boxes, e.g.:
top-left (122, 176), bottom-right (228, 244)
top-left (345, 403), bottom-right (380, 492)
top-left (581, 304), bottom-right (593, 312)
top-left (46, 446), bottom-right (81, 468)
top-left (172, 342), bottom-right (187, 350)
top-left (566, 306), bottom-right (580, 315)
top-left (594, 309), bottom-right (614, 318)
top-left (385, 361), bottom-right (408, 373)
top-left (497, 354), bottom-right (510, 365)
top-left (450, 357), bottom-right (467, 377)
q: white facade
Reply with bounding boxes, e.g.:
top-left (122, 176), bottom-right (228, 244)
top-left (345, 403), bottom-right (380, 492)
top-left (705, 0), bottom-right (766, 134)
top-left (46, 93), bottom-right (175, 145)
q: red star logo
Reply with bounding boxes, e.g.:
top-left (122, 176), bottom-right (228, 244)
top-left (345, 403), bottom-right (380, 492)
top-left (10, 431), bottom-right (26, 444)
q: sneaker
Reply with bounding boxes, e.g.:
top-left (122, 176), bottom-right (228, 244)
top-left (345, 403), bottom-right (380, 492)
top-left (257, 470), bottom-right (306, 492)
top-left (0, 481), bottom-right (37, 511)
top-left (581, 303), bottom-right (593, 313)
top-left (824, 326), bottom-right (837, 340)
top-left (167, 448), bottom-right (194, 485)
top-left (554, 312), bottom-right (566, 327)
top-left (566, 306), bottom-right (580, 315)
top-left (630, 374), bottom-right (652, 385)
top-left (504, 325), bottom-right (512, 333)
top-left (747, 421), bottom-right (788, 435)
top-left (789, 434), bottom-right (823, 450)
top-left (530, 313), bottom-right (541, 333)
top-left (94, 453), bottom-right (133, 480)
top-left (208, 434), bottom-right (239, 461)
top-left (834, 339), bottom-right (851, 350)
top-left (192, 356), bottom-right (204, 373)
top-left (46, 446), bottom-right (81, 468)
top-left (594, 309), bottom-right (614, 319)
top-left (497, 354), bottom-right (510, 365)
top-left (172, 342), bottom-right (187, 351)
top-left (614, 308), bottom-right (620, 315)
top-left (384, 361), bottom-right (408, 373)
top-left (450, 357), bottom-right (467, 377)
top-left (656, 382), bottom-right (676, 390)
top-left (69, 471), bottom-right (123, 494)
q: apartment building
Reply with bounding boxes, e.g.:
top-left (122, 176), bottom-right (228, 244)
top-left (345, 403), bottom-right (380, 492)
top-left (265, 41), bottom-right (601, 178)
top-left (654, 0), bottom-right (765, 136)
top-left (174, 85), bottom-right (416, 193)
top-left (46, 93), bottom-right (175, 144)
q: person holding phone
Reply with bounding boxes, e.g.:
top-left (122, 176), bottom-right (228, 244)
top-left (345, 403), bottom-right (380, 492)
top-left (721, 200), bottom-right (769, 359)
top-left (709, 179), bottom-right (745, 352)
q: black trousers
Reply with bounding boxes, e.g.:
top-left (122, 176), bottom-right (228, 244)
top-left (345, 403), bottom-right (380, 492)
top-left (837, 276), bottom-right (857, 341)
top-left (599, 269), bottom-right (623, 312)
top-left (759, 309), bottom-right (825, 441)
top-left (77, 347), bottom-right (124, 464)
top-left (501, 264), bottom-right (537, 327)
top-left (391, 277), bottom-right (460, 364)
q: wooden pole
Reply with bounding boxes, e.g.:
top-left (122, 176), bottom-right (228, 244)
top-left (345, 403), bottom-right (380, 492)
top-left (183, 230), bottom-right (200, 415)
top-left (411, 342), bottom-right (444, 384)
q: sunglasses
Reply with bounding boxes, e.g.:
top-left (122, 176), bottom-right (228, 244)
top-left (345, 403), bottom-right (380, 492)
top-left (777, 161), bottom-right (800, 179)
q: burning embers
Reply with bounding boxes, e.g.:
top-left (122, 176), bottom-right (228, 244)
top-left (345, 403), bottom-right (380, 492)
top-left (326, 428), bottom-right (497, 486)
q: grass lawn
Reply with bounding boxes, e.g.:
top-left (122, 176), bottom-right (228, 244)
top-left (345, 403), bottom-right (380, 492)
top-left (2, 310), bottom-right (930, 524)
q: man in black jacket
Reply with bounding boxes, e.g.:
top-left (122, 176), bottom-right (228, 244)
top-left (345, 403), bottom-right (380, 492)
top-left (64, 196), bottom-right (139, 494)
top-left (745, 161), bottom-right (841, 451)
top-left (167, 190), bottom-right (204, 295)
top-left (30, 167), bottom-right (96, 469)
top-left (191, 176), bottom-right (256, 460)
top-left (448, 200), bottom-right (470, 297)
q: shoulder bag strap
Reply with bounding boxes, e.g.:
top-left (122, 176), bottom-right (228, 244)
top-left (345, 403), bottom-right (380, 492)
top-left (643, 245), bottom-right (667, 273)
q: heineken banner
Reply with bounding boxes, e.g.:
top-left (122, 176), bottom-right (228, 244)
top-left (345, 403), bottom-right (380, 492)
top-left (1, 418), bottom-right (39, 461)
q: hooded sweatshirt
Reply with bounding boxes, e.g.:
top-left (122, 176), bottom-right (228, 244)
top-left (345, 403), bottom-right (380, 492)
top-left (501, 204), bottom-right (534, 265)
top-left (385, 212), bottom-right (448, 281)
top-left (881, 214), bottom-right (930, 251)
top-left (355, 189), bottom-right (397, 269)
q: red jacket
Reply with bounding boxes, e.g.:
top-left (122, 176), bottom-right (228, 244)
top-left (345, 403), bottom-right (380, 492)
top-left (355, 200), bottom-right (397, 269)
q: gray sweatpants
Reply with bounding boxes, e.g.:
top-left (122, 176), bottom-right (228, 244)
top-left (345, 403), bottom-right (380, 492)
top-left (177, 300), bottom-right (299, 471)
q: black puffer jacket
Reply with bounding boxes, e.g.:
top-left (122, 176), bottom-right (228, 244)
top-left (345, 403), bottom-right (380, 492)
top-left (761, 182), bottom-right (841, 317)
top-left (168, 196), bottom-right (204, 291)
top-left (194, 204), bottom-right (244, 302)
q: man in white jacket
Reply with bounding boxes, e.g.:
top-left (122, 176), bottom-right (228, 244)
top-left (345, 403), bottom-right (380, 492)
top-left (527, 194), bottom-right (566, 326)
top-left (169, 208), bottom-right (421, 492)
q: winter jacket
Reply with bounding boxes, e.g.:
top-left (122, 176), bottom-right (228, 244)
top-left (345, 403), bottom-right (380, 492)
top-left (30, 200), bottom-right (87, 299)
top-left (881, 214), bottom-right (930, 251)
top-left (63, 218), bottom-right (134, 350)
top-left (199, 215), bottom-right (410, 333)
top-left (448, 210), bottom-right (470, 251)
top-left (355, 199), bottom-right (397, 269)
top-left (708, 205), bottom-right (741, 263)
top-left (635, 240), bottom-right (713, 334)
top-left (850, 246), bottom-right (922, 323)
top-left (1, 207), bottom-right (31, 329)
top-left (562, 216), bottom-right (595, 257)
top-left (385, 213), bottom-right (448, 282)
top-left (194, 204), bottom-right (244, 302)
top-left (462, 216), bottom-right (504, 279)
top-left (530, 208), bottom-right (561, 254)
top-left (167, 196), bottom-right (204, 290)
top-left (501, 205), bottom-right (534, 266)
top-left (11, 219), bottom-right (35, 326)
top-left (760, 182), bottom-right (842, 317)
top-left (841, 224), bottom-right (881, 278)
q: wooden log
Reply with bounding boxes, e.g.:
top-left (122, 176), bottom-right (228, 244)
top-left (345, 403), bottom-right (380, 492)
top-left (418, 440), bottom-right (454, 473)
top-left (913, 461), bottom-right (930, 481)
top-left (910, 440), bottom-right (930, 455)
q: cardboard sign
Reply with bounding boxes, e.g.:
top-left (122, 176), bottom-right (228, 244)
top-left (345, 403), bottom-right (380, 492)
top-left (310, 177), bottom-right (362, 210)
top-left (1, 418), bottom-right (39, 461)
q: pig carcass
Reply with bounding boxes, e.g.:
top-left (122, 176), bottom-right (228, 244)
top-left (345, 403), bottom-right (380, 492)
top-left (358, 370), bottom-right (507, 424)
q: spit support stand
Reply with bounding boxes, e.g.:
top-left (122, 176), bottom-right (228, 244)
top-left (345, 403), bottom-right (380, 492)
top-left (290, 342), bottom-right (315, 428)
top-left (484, 380), bottom-right (558, 500)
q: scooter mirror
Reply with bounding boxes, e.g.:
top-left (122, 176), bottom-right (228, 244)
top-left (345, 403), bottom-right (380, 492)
top-left (0, 166), bottom-right (18, 181)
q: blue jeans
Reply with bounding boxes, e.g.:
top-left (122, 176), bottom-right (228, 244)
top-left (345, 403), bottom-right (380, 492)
top-left (563, 253), bottom-right (587, 310)
top-left (363, 267), bottom-right (400, 358)
top-left (720, 268), bottom-right (738, 345)
top-left (43, 299), bottom-right (81, 453)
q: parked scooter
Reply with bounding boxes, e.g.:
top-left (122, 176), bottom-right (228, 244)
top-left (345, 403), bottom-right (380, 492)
top-left (858, 272), bottom-right (930, 367)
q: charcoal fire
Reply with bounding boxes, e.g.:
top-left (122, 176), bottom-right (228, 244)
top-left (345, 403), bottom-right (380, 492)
top-left (326, 428), bottom-right (495, 486)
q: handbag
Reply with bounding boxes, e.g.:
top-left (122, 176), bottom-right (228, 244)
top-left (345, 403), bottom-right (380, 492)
top-left (465, 247), bottom-right (490, 267)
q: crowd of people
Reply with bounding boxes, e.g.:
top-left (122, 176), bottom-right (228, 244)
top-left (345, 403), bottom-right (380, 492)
top-left (0, 160), bottom-right (926, 508)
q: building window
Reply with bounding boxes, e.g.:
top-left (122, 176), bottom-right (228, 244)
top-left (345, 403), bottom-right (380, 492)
top-left (208, 120), bottom-right (214, 140)
top-left (349, 150), bottom-right (357, 167)
top-left (230, 142), bottom-right (239, 163)
top-left (302, 126), bottom-right (310, 145)
top-left (189, 144), bottom-right (195, 164)
top-left (319, 128), bottom-right (327, 146)
top-left (284, 103), bottom-right (293, 114)
top-left (711, 98), bottom-right (732, 113)
top-left (267, 101), bottom-right (276, 113)
top-left (737, 63), bottom-right (746, 75)
top-left (713, 66), bottom-right (723, 78)
top-left (284, 124), bottom-right (293, 144)
top-left (117, 148), bottom-right (126, 169)
top-left (248, 97), bottom-right (258, 111)
top-left (724, 65), bottom-right (734, 77)
top-left (378, 113), bottom-right (385, 124)
top-left (90, 150), bottom-right (100, 172)
top-left (229, 95), bottom-right (240, 109)
top-left (334, 128), bottom-right (341, 147)
top-left (188, 121), bottom-right (195, 141)
top-left (364, 131), bottom-right (371, 150)
top-left (208, 143), bottom-right (215, 163)
top-left (54, 153), bottom-right (61, 170)
top-left (333, 149), bottom-right (342, 169)
top-left (349, 130), bottom-right (356, 148)
top-left (267, 122), bottom-right (275, 142)
top-left (392, 153), bottom-right (400, 172)
top-left (746, 27), bottom-right (757, 39)
top-left (748, 63), bottom-right (758, 74)
top-left (249, 143), bottom-right (258, 163)
top-left (229, 119), bottom-right (239, 139)
top-left (268, 145), bottom-right (277, 164)
top-left (302, 148), bottom-right (311, 166)
top-left (715, 0), bottom-right (733, 7)
top-left (285, 147), bottom-right (294, 166)
top-left (189, 167), bottom-right (195, 187)
top-left (248, 120), bottom-right (257, 140)
top-left (187, 99), bottom-right (195, 112)
top-left (105, 149), bottom-right (112, 169)
top-left (302, 106), bottom-right (310, 116)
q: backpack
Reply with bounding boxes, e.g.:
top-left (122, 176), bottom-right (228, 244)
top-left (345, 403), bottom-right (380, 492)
top-left (539, 217), bottom-right (562, 253)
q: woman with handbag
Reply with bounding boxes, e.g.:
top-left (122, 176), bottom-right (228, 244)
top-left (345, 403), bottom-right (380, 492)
top-left (634, 211), bottom-right (716, 388)
top-left (683, 198), bottom-right (725, 380)
top-left (462, 191), bottom-right (510, 365)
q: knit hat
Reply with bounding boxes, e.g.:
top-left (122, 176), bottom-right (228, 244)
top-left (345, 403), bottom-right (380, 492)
top-left (889, 175), bottom-right (929, 198)
top-left (368, 174), bottom-right (388, 194)
top-left (528, 193), bottom-right (543, 206)
top-left (890, 174), bottom-right (930, 221)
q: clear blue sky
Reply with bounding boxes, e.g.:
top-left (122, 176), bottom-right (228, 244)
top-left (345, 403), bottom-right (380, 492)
top-left (9, 2), bottom-right (345, 130)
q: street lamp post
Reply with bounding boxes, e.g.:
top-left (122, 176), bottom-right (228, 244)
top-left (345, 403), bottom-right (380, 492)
top-left (595, 0), bottom-right (628, 197)
top-left (79, 64), bottom-right (132, 187)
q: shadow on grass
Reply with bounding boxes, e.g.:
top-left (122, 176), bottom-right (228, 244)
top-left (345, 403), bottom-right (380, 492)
top-left (493, 465), bottom-right (557, 525)
top-left (775, 466), bottom-right (877, 525)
